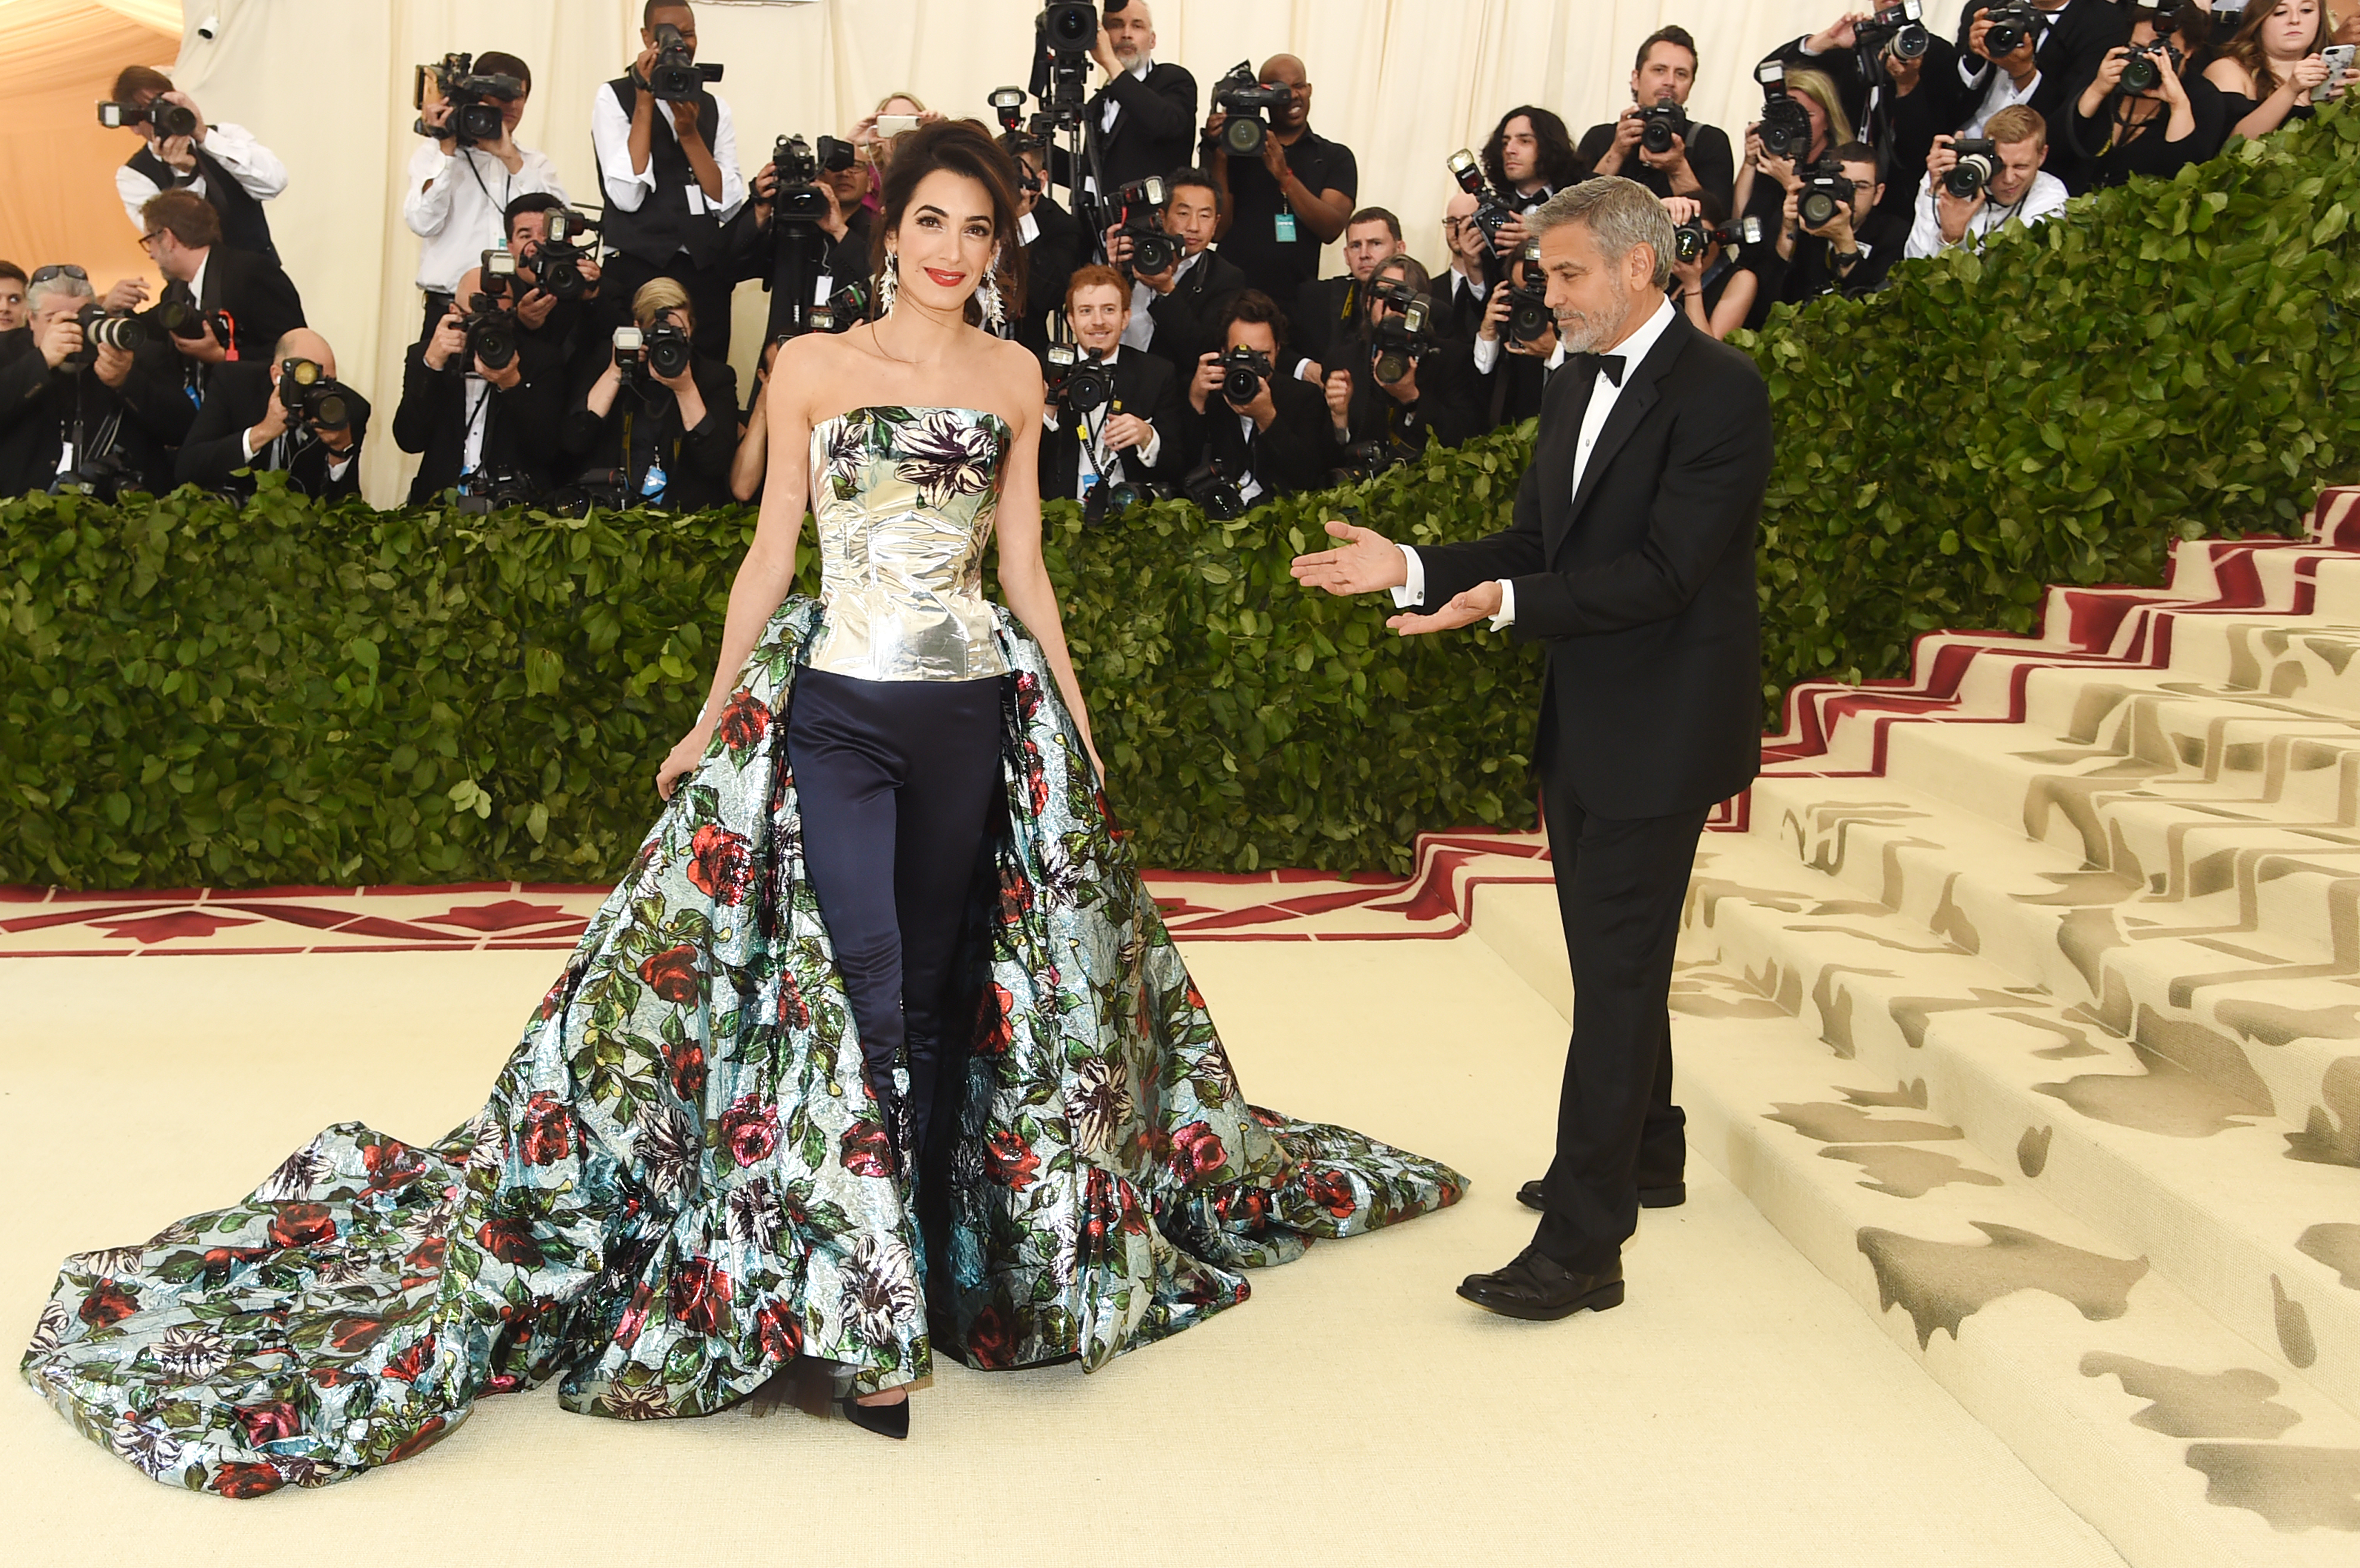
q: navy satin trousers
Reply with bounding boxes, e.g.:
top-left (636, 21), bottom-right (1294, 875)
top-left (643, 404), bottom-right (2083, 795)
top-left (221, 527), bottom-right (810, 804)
top-left (787, 667), bottom-right (1004, 1172)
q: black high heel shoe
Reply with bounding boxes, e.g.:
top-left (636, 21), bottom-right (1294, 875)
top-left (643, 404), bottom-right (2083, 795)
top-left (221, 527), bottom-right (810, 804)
top-left (837, 1390), bottom-right (911, 1440)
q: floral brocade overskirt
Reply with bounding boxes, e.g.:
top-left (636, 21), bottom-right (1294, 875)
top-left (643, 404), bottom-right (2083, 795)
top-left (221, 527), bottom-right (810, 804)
top-left (21, 599), bottom-right (1467, 1498)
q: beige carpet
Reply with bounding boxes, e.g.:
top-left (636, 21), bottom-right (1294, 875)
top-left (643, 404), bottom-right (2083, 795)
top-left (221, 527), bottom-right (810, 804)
top-left (2, 940), bottom-right (2124, 1567)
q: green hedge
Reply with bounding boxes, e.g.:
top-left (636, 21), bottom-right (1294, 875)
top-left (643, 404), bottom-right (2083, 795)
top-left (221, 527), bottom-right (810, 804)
top-left (8, 111), bottom-right (2360, 888)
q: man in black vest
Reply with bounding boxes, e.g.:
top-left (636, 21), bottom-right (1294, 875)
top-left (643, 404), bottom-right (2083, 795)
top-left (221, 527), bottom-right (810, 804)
top-left (109, 66), bottom-right (288, 265)
top-left (592, 2), bottom-right (748, 360)
top-left (1037, 265), bottom-right (1185, 506)
top-left (1054, 2), bottom-right (1198, 213)
top-left (1293, 178), bottom-right (1775, 1321)
top-left (139, 190), bottom-right (306, 372)
top-left (178, 327), bottom-right (370, 502)
top-left (394, 264), bottom-right (571, 505)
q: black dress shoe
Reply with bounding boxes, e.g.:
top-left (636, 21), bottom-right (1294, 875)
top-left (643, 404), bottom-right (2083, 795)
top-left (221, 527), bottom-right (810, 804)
top-left (837, 1391), bottom-right (910, 1439)
top-left (1457, 1248), bottom-right (1625, 1321)
top-left (1516, 1179), bottom-right (1687, 1212)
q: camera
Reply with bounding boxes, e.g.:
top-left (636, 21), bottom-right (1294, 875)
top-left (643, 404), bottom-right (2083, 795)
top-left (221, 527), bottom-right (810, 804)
top-left (1334, 439), bottom-right (1400, 481)
top-left (530, 209), bottom-right (601, 302)
top-left (989, 85), bottom-right (1030, 133)
top-left (1366, 283), bottom-right (1433, 386)
top-left (1035, 5), bottom-right (1099, 121)
top-left (1674, 214), bottom-right (1764, 263)
top-left (1446, 148), bottom-right (1521, 266)
top-left (1639, 102), bottom-right (1689, 156)
top-left (1944, 136), bottom-right (1998, 199)
top-left (648, 21), bottom-right (723, 104)
top-left (1756, 62), bottom-right (1814, 162)
top-left (450, 249), bottom-right (520, 371)
top-left (96, 98), bottom-right (199, 138)
top-left (1181, 456), bottom-right (1245, 521)
top-left (1796, 159), bottom-right (1856, 231)
top-left (147, 297), bottom-right (229, 345)
top-left (73, 304), bottom-right (146, 358)
top-left (1505, 241), bottom-right (1552, 346)
top-left (770, 132), bottom-right (856, 224)
top-left (811, 278), bottom-right (873, 333)
top-left (641, 321), bottom-right (695, 381)
top-left (1111, 175), bottom-right (1176, 274)
top-left (1980, 1), bottom-right (2044, 59)
top-left (1216, 345), bottom-right (1273, 406)
top-left (1084, 477), bottom-right (1161, 527)
top-left (455, 466), bottom-right (540, 513)
top-left (1213, 61), bottom-right (1293, 159)
top-left (1854, 2), bottom-right (1930, 61)
top-left (411, 53), bottom-right (521, 147)
top-left (279, 357), bottom-right (355, 432)
top-left (2120, 40), bottom-right (2175, 94)
top-left (1046, 344), bottom-right (1116, 415)
top-left (51, 447), bottom-right (137, 502)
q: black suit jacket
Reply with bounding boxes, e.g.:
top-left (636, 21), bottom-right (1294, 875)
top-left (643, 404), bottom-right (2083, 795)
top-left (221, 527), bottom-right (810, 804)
top-left (1139, 248), bottom-right (1246, 379)
top-left (1053, 62), bottom-right (1199, 200)
top-left (392, 334), bottom-right (572, 505)
top-left (177, 360), bottom-right (370, 501)
top-left (1951, 0), bottom-right (2130, 127)
top-left (1016, 194), bottom-right (1087, 354)
top-left (1332, 331), bottom-right (1486, 455)
top-left (1412, 312), bottom-right (1774, 819)
top-left (1038, 347), bottom-right (1185, 501)
top-left (0, 328), bottom-right (196, 499)
top-left (184, 246), bottom-right (307, 364)
top-left (1180, 370), bottom-right (1329, 501)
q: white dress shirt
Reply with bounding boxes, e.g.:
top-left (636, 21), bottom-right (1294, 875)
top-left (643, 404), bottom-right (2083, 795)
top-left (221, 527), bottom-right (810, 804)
top-left (116, 122), bottom-right (288, 230)
top-left (1903, 169), bottom-right (2069, 260)
top-left (591, 84), bottom-right (746, 227)
top-left (1395, 294), bottom-right (1678, 629)
top-left (1124, 250), bottom-right (1201, 349)
top-left (403, 140), bottom-right (568, 293)
top-left (1084, 56), bottom-right (1157, 197)
top-left (1040, 345), bottom-right (1164, 497)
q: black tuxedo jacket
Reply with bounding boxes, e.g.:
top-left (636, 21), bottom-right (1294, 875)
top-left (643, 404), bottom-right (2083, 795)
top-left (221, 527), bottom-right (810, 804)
top-left (1053, 62), bottom-right (1199, 199)
top-left (1289, 274), bottom-right (1362, 378)
top-left (1181, 371), bottom-right (1329, 500)
top-left (1412, 312), bottom-right (1774, 819)
top-left (1139, 248), bottom-right (1246, 379)
top-left (392, 334), bottom-right (572, 505)
top-left (1434, 271), bottom-right (1491, 343)
top-left (180, 246), bottom-right (307, 364)
top-left (1951, 0), bottom-right (2130, 126)
top-left (177, 360), bottom-right (370, 501)
top-left (1038, 347), bottom-right (1185, 500)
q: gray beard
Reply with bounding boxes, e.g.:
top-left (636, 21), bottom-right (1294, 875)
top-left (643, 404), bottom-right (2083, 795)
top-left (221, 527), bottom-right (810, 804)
top-left (1556, 276), bottom-right (1634, 355)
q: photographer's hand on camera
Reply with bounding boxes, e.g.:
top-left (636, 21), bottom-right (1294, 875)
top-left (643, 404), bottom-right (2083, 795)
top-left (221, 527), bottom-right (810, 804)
top-left (90, 339), bottom-right (136, 390)
top-left (422, 308), bottom-right (470, 373)
top-left (1591, 106), bottom-right (1649, 178)
top-left (245, 386), bottom-right (290, 455)
top-left (1970, 15), bottom-right (2038, 87)
top-left (1928, 135), bottom-right (1985, 245)
top-left (35, 314), bottom-right (84, 372)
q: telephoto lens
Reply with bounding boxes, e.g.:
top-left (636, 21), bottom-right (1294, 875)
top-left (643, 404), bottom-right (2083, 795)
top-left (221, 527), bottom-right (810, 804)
top-left (76, 305), bottom-right (147, 352)
top-left (1943, 137), bottom-right (1997, 199)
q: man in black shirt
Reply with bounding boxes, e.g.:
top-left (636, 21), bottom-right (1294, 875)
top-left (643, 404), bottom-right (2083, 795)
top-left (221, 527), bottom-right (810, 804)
top-left (394, 263), bottom-right (571, 505)
top-left (1581, 27), bottom-right (1737, 213)
top-left (1202, 54), bottom-right (1358, 306)
top-left (1004, 134), bottom-right (1085, 355)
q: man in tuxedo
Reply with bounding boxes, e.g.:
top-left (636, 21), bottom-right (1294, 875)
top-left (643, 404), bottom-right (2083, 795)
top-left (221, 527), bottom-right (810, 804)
top-left (1056, 2), bottom-right (1197, 208)
top-left (0, 268), bottom-right (196, 499)
top-left (1291, 177), bottom-right (1774, 1320)
top-left (140, 189), bottom-right (306, 367)
top-left (1951, 0), bottom-right (2130, 133)
top-left (178, 327), bottom-right (370, 501)
top-left (1109, 168), bottom-right (1245, 379)
top-left (1181, 289), bottom-right (1328, 504)
top-left (394, 264), bottom-right (571, 505)
top-left (1005, 134), bottom-right (1085, 355)
top-left (1288, 207), bottom-right (1406, 382)
top-left (1434, 190), bottom-right (1496, 343)
top-left (1037, 265), bottom-right (1184, 507)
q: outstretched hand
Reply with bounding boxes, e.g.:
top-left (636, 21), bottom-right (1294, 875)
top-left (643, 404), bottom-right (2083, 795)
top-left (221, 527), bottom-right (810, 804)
top-left (1289, 518), bottom-right (1407, 596)
top-left (1387, 581), bottom-right (1502, 637)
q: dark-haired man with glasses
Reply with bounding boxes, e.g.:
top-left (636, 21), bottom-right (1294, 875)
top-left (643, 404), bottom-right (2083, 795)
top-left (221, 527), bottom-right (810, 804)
top-left (140, 189), bottom-right (307, 371)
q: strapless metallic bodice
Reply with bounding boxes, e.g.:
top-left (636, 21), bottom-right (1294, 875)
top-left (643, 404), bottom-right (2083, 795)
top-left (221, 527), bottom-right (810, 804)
top-left (804, 405), bottom-right (1011, 682)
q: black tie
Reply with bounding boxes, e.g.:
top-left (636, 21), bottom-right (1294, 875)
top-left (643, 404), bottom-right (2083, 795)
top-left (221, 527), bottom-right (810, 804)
top-left (1588, 353), bottom-right (1626, 387)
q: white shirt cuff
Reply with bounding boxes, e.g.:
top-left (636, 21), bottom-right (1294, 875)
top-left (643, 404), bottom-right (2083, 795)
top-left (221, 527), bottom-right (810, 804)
top-left (1491, 579), bottom-right (1516, 630)
top-left (1472, 335), bottom-right (1501, 375)
top-left (1295, 361), bottom-right (1320, 383)
top-left (1138, 426), bottom-right (1162, 468)
top-left (1390, 545), bottom-right (1425, 608)
top-left (240, 427), bottom-right (259, 462)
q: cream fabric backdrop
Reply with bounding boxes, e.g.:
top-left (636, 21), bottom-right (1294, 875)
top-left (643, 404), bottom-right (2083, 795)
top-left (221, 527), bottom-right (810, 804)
top-left (151, 0), bottom-right (1971, 505)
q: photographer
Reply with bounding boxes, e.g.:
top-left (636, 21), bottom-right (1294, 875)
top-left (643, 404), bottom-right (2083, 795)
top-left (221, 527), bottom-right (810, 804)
top-left (1766, 6), bottom-right (1963, 226)
top-left (108, 67), bottom-right (288, 264)
top-left (1905, 106), bottom-right (2068, 257)
top-left (1469, 243), bottom-right (1556, 430)
top-left (2206, 1), bottom-right (2335, 142)
top-left (0, 267), bottom-right (194, 500)
top-left (1055, 2), bottom-right (1198, 201)
top-left (1004, 133), bottom-right (1084, 353)
top-left (393, 262), bottom-right (569, 506)
top-left (1951, 0), bottom-right (2131, 136)
top-left (1202, 55), bottom-right (1358, 307)
top-left (1286, 208), bottom-right (1406, 383)
top-left (1320, 255), bottom-right (1482, 464)
top-left (1181, 290), bottom-right (1327, 504)
top-left (1664, 195), bottom-right (1754, 341)
top-left (1581, 28), bottom-right (1736, 213)
top-left (1733, 68), bottom-right (1850, 246)
top-left (404, 51), bottom-right (566, 341)
top-left (1434, 191), bottom-right (1494, 342)
top-left (564, 278), bottom-right (737, 512)
top-left (2069, 17), bottom-right (2224, 188)
top-left (591, 2), bottom-right (748, 359)
top-left (505, 194), bottom-right (605, 364)
top-left (1724, 143), bottom-right (1899, 331)
top-left (1479, 106), bottom-right (1588, 257)
top-left (1038, 265), bottom-right (1185, 506)
top-left (141, 189), bottom-right (307, 367)
top-left (1106, 167), bottom-right (1243, 379)
top-left (176, 327), bottom-right (370, 501)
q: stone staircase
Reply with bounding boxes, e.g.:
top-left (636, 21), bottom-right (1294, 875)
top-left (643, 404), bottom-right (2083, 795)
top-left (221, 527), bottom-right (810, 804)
top-left (1470, 491), bottom-right (2360, 1566)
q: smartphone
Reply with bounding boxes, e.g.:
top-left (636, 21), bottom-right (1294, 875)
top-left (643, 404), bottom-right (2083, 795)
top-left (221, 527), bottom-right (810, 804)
top-left (2326, 43), bottom-right (2356, 98)
top-left (875, 113), bottom-right (920, 138)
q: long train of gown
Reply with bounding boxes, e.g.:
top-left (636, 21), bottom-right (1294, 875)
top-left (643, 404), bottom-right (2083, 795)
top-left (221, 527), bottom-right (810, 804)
top-left (21, 598), bottom-right (1466, 1497)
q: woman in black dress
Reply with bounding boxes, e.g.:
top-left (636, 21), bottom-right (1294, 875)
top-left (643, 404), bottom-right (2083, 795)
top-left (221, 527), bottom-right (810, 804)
top-left (2068, 22), bottom-right (2227, 189)
top-left (2204, 0), bottom-right (2333, 142)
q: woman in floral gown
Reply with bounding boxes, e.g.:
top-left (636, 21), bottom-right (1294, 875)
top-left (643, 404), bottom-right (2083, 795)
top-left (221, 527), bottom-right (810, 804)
top-left (21, 121), bottom-right (1464, 1491)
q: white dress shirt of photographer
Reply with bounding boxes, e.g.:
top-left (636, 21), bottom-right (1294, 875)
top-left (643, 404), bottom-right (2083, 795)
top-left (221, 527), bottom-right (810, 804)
top-left (588, 12), bottom-right (748, 234)
top-left (111, 71), bottom-right (287, 233)
top-left (1043, 275), bottom-right (1164, 500)
top-left (404, 58), bottom-right (567, 295)
top-left (1904, 111), bottom-right (2067, 260)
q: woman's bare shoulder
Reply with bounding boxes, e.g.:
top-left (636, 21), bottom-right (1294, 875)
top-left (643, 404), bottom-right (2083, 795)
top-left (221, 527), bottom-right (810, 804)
top-left (985, 334), bottom-right (1045, 426)
top-left (2205, 56), bottom-right (2257, 94)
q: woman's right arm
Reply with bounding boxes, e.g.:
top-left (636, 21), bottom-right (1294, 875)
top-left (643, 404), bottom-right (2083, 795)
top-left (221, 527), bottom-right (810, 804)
top-left (655, 344), bottom-right (816, 799)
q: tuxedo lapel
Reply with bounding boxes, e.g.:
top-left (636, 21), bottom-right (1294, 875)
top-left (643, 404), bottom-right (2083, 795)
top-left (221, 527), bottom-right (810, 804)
top-left (1535, 373), bottom-right (1587, 549)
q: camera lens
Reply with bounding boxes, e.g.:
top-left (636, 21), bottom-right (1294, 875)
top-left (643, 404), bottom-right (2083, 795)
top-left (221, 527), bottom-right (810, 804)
top-left (1890, 24), bottom-right (1930, 60)
top-left (1223, 115), bottom-right (1266, 158)
top-left (2122, 53), bottom-right (2161, 92)
top-left (311, 389), bottom-right (352, 430)
top-left (648, 335), bottom-right (694, 380)
top-left (1041, 3), bottom-right (1097, 48)
top-left (473, 323), bottom-right (516, 370)
top-left (1131, 231), bottom-right (1176, 273)
top-left (1223, 364), bottom-right (1261, 404)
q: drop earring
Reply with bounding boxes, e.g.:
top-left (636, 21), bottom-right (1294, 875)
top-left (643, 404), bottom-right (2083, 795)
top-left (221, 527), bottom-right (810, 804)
top-left (878, 250), bottom-right (899, 312)
top-left (977, 249), bottom-right (1007, 332)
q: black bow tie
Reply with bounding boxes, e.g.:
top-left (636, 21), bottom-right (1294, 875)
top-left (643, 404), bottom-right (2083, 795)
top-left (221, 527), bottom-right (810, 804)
top-left (1583, 353), bottom-right (1626, 387)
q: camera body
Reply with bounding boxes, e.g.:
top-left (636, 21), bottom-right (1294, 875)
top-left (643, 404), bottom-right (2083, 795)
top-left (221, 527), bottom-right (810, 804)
top-left (1797, 158), bottom-right (1857, 231)
top-left (96, 98), bottom-right (200, 138)
top-left (771, 132), bottom-right (856, 225)
top-left (650, 22), bottom-right (723, 103)
top-left (1944, 136), bottom-right (1998, 199)
top-left (412, 53), bottom-right (521, 147)
top-left (641, 321), bottom-right (695, 381)
top-left (1214, 62), bottom-right (1293, 158)
top-left (2119, 39), bottom-right (2175, 94)
top-left (1217, 345), bottom-right (1273, 407)
top-left (1111, 176), bottom-right (1176, 274)
top-left (148, 297), bottom-right (230, 347)
top-left (279, 357), bottom-right (354, 433)
top-left (811, 278), bottom-right (873, 334)
top-left (1446, 149), bottom-right (1521, 263)
top-left (455, 466), bottom-right (540, 513)
top-left (1045, 344), bottom-right (1116, 415)
top-left (1368, 288), bottom-right (1434, 387)
top-left (1181, 456), bottom-right (1245, 521)
top-left (1854, 1), bottom-right (1930, 61)
top-left (1980, 1), bottom-right (2045, 59)
top-left (453, 249), bottom-right (520, 371)
top-left (1639, 102), bottom-right (1689, 156)
top-left (530, 209), bottom-right (601, 302)
top-left (1674, 214), bottom-right (1764, 264)
top-left (1505, 242), bottom-right (1552, 346)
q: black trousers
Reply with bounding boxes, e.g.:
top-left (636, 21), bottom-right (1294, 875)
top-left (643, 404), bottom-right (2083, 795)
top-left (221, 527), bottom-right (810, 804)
top-left (598, 251), bottom-right (738, 361)
top-left (787, 668), bottom-right (1003, 1175)
top-left (1531, 771), bottom-right (1709, 1275)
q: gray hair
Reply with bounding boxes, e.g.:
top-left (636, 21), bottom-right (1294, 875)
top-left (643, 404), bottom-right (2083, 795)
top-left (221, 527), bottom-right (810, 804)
top-left (26, 270), bottom-right (94, 316)
top-left (1529, 177), bottom-right (1676, 290)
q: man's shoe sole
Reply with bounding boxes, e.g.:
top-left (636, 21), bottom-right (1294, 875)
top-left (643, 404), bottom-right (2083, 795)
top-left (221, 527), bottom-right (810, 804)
top-left (1515, 1182), bottom-right (1686, 1213)
top-left (1455, 1276), bottom-right (1626, 1321)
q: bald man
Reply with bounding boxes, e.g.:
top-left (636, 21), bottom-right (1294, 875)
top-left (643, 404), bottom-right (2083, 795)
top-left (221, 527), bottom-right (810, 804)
top-left (176, 325), bottom-right (371, 500)
top-left (1053, 0), bottom-right (1198, 205)
top-left (1202, 52), bottom-right (1358, 306)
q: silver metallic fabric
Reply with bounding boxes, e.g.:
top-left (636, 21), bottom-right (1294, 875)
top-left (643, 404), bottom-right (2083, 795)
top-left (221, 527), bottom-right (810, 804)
top-left (804, 405), bottom-right (1013, 682)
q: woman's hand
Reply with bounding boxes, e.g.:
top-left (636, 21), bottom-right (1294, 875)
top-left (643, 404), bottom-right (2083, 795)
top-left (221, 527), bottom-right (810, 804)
top-left (656, 726), bottom-right (709, 800)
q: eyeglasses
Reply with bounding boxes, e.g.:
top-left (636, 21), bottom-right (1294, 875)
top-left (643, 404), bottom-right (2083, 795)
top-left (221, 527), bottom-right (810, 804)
top-left (29, 264), bottom-right (88, 284)
top-left (137, 231), bottom-right (166, 249)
